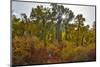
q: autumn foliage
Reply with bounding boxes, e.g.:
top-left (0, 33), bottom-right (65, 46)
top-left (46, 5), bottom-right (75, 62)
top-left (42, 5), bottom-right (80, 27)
top-left (12, 3), bottom-right (96, 65)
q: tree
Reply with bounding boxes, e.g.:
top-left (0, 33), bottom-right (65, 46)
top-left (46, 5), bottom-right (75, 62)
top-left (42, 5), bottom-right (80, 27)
top-left (30, 5), bottom-right (52, 46)
top-left (21, 13), bottom-right (28, 23)
top-left (51, 3), bottom-right (74, 42)
top-left (81, 25), bottom-right (90, 46)
top-left (75, 14), bottom-right (85, 46)
top-left (63, 8), bottom-right (74, 40)
top-left (12, 15), bottom-right (24, 37)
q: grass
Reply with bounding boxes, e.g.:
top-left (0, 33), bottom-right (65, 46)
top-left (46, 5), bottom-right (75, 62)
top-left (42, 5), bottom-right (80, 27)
top-left (12, 36), bottom-right (96, 65)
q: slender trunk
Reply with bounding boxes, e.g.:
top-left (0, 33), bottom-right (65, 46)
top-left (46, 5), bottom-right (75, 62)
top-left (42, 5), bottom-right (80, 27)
top-left (42, 19), bottom-right (47, 46)
top-left (56, 20), bottom-right (62, 42)
top-left (65, 21), bottom-right (69, 40)
top-left (77, 20), bottom-right (80, 46)
top-left (81, 35), bottom-right (84, 46)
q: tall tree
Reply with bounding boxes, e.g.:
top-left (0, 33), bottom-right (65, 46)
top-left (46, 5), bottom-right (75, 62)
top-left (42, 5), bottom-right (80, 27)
top-left (51, 3), bottom-right (74, 42)
top-left (75, 14), bottom-right (85, 46)
top-left (30, 5), bottom-right (52, 46)
top-left (63, 8), bottom-right (74, 40)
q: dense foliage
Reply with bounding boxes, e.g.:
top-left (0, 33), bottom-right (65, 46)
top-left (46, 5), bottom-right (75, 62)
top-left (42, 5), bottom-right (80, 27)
top-left (12, 3), bottom-right (96, 65)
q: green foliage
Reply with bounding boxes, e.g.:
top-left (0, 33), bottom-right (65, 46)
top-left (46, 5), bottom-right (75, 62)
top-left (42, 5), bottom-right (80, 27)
top-left (12, 3), bottom-right (96, 65)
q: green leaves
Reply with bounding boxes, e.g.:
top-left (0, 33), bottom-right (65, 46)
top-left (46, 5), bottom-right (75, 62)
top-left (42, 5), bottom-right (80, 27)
top-left (12, 3), bottom-right (96, 65)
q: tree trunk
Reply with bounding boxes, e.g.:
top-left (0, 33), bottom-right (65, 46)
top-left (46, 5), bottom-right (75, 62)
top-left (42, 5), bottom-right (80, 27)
top-left (56, 20), bottom-right (62, 42)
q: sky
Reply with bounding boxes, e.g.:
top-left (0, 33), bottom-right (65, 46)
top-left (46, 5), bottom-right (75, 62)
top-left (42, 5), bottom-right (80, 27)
top-left (12, 1), bottom-right (96, 28)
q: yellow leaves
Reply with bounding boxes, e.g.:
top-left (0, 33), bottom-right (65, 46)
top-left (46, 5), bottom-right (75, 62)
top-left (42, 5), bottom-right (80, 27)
top-left (60, 43), bottom-right (75, 60)
top-left (59, 42), bottom-right (96, 62)
top-left (62, 31), bottom-right (66, 40)
top-left (47, 43), bottom-right (60, 53)
top-left (13, 35), bottom-right (96, 64)
top-left (14, 48), bottom-right (29, 58)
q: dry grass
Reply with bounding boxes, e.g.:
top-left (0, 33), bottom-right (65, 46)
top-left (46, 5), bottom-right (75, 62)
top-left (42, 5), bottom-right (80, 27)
top-left (12, 36), bottom-right (96, 65)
